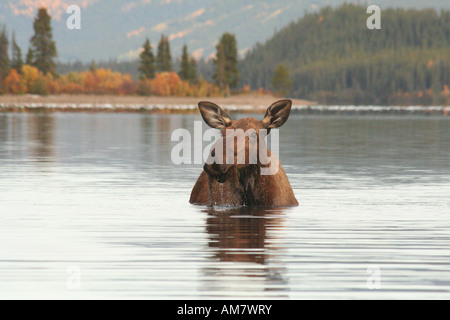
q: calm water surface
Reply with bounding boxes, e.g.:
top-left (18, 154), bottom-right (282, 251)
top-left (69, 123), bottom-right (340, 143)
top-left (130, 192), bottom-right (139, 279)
top-left (0, 112), bottom-right (449, 299)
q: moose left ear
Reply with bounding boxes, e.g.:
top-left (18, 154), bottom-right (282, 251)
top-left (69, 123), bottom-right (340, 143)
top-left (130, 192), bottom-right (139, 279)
top-left (261, 99), bottom-right (292, 129)
top-left (198, 101), bottom-right (233, 129)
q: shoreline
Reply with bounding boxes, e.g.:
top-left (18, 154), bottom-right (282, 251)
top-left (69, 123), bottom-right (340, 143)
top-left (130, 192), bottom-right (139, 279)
top-left (0, 93), bottom-right (315, 108)
top-left (0, 94), bottom-right (448, 115)
top-left (0, 93), bottom-right (315, 114)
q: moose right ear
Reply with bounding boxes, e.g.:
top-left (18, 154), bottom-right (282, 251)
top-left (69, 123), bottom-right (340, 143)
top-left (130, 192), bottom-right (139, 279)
top-left (261, 99), bottom-right (292, 129)
top-left (198, 101), bottom-right (233, 129)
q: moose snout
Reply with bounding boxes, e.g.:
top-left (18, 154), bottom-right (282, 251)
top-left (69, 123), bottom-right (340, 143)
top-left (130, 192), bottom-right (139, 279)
top-left (203, 163), bottom-right (232, 183)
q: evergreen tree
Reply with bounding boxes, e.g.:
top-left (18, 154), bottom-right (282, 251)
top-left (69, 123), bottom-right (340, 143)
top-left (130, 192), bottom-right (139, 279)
top-left (188, 57), bottom-right (197, 82)
top-left (156, 35), bottom-right (172, 72)
top-left (179, 44), bottom-right (190, 80)
top-left (25, 47), bottom-right (34, 65)
top-left (179, 44), bottom-right (196, 82)
top-left (214, 42), bottom-right (226, 90)
top-left (29, 7), bottom-right (57, 75)
top-left (89, 60), bottom-right (97, 72)
top-left (0, 25), bottom-right (10, 90)
top-left (213, 33), bottom-right (239, 95)
top-left (138, 38), bottom-right (155, 79)
top-left (272, 63), bottom-right (292, 96)
top-left (11, 31), bottom-right (23, 73)
top-left (163, 37), bottom-right (172, 71)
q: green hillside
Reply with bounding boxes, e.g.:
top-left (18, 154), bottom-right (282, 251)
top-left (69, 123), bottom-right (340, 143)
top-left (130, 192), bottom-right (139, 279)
top-left (239, 4), bottom-right (450, 105)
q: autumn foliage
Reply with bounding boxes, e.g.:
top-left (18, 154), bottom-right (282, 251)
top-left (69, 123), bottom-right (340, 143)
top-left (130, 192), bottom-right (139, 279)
top-left (2, 65), bottom-right (222, 97)
top-left (4, 69), bottom-right (26, 94)
top-left (139, 72), bottom-right (221, 97)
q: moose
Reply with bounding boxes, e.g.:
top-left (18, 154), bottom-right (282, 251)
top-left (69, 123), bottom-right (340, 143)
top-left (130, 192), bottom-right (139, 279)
top-left (189, 99), bottom-right (298, 207)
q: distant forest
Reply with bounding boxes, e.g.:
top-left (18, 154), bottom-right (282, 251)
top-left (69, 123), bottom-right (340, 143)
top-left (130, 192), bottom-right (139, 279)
top-left (239, 4), bottom-right (450, 105)
top-left (49, 4), bottom-right (450, 105)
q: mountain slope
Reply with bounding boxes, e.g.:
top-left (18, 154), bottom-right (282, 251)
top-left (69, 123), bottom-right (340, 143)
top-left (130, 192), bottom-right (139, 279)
top-left (239, 4), bottom-right (450, 105)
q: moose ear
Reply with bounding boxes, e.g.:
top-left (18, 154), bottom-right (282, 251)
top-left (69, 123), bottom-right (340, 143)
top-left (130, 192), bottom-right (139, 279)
top-left (198, 101), bottom-right (233, 129)
top-left (261, 99), bottom-right (292, 129)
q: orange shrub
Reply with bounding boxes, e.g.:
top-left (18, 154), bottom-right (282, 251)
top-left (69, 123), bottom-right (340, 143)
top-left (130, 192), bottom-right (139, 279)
top-left (151, 72), bottom-right (173, 96)
top-left (60, 82), bottom-right (84, 94)
top-left (148, 72), bottom-right (222, 97)
top-left (82, 68), bottom-right (132, 94)
top-left (82, 70), bottom-right (96, 93)
top-left (45, 73), bottom-right (59, 94)
top-left (58, 72), bottom-right (85, 93)
top-left (4, 69), bottom-right (26, 94)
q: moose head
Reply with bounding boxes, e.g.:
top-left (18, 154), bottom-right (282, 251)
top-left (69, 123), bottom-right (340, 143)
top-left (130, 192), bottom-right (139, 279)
top-left (190, 100), bottom-right (298, 207)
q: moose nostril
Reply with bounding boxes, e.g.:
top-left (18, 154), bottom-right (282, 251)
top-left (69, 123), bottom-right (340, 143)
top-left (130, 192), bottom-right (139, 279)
top-left (203, 163), bottom-right (220, 176)
top-left (216, 174), bottom-right (227, 183)
top-left (203, 162), bottom-right (232, 180)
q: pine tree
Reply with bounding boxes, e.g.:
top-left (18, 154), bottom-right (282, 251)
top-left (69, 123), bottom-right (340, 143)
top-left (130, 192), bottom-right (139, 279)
top-left (213, 33), bottom-right (239, 95)
top-left (0, 25), bottom-right (10, 90)
top-left (163, 37), bottom-right (172, 71)
top-left (188, 57), bottom-right (197, 82)
top-left (138, 38), bottom-right (155, 79)
top-left (179, 44), bottom-right (196, 82)
top-left (272, 63), bottom-right (292, 96)
top-left (25, 47), bottom-right (34, 65)
top-left (179, 44), bottom-right (190, 80)
top-left (156, 35), bottom-right (172, 72)
top-left (11, 31), bottom-right (23, 73)
top-left (89, 60), bottom-right (97, 72)
top-left (29, 7), bottom-right (57, 75)
top-left (214, 42), bottom-right (226, 90)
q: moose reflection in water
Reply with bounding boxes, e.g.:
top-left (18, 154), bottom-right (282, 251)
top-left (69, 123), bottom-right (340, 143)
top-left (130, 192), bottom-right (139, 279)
top-left (190, 100), bottom-right (298, 207)
top-left (202, 206), bottom-right (289, 295)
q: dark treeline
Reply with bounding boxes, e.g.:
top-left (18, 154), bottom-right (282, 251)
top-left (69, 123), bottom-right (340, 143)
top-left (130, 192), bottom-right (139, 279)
top-left (239, 4), bottom-right (450, 105)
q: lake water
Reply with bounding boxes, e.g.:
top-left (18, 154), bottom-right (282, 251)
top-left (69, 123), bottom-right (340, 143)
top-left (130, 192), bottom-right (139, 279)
top-left (0, 111), bottom-right (449, 299)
